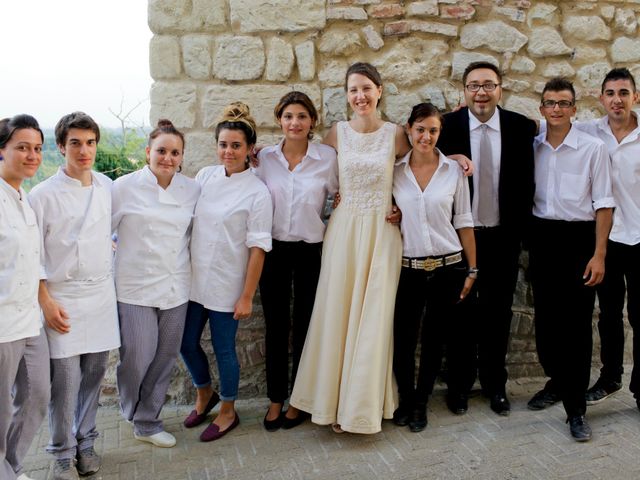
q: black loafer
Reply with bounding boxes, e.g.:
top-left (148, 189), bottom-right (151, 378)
top-left (281, 411), bottom-right (309, 430)
top-left (490, 393), bottom-right (511, 416)
top-left (393, 403), bottom-right (412, 426)
top-left (263, 410), bottom-right (284, 432)
top-left (409, 404), bottom-right (427, 432)
top-left (567, 415), bottom-right (592, 442)
top-left (527, 388), bottom-right (560, 411)
top-left (446, 393), bottom-right (468, 415)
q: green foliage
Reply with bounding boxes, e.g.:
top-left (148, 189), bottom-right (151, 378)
top-left (94, 126), bottom-right (146, 180)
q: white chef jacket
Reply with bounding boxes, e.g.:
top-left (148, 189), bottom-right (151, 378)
top-left (190, 166), bottom-right (272, 312)
top-left (28, 168), bottom-right (120, 358)
top-left (254, 140), bottom-right (338, 243)
top-left (0, 178), bottom-right (42, 343)
top-left (112, 166), bottom-right (200, 309)
top-left (533, 126), bottom-right (615, 221)
top-left (571, 115), bottom-right (640, 246)
top-left (393, 150), bottom-right (474, 257)
top-left (469, 110), bottom-right (502, 227)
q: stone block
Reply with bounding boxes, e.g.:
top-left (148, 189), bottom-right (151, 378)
top-left (319, 59), bottom-right (348, 87)
top-left (410, 20), bottom-right (458, 37)
top-left (542, 61), bottom-right (575, 78)
top-left (527, 27), bottom-right (571, 57)
top-left (150, 82), bottom-right (197, 129)
top-left (361, 25), bottom-right (384, 51)
top-left (327, 7), bottom-right (368, 20)
top-left (510, 56), bottom-right (536, 74)
top-left (148, 0), bottom-right (226, 33)
top-left (265, 37), bottom-right (294, 82)
top-left (492, 6), bottom-right (526, 23)
top-left (383, 21), bottom-right (411, 36)
top-left (577, 62), bottom-right (612, 89)
top-left (451, 52), bottom-right (499, 81)
top-left (150, 36), bottom-right (182, 79)
top-left (406, 1), bottom-right (438, 17)
top-left (527, 3), bottom-right (559, 27)
top-left (611, 37), bottom-right (640, 63)
top-left (440, 4), bottom-right (475, 20)
top-left (368, 3), bottom-right (404, 18)
top-left (460, 21), bottom-right (528, 53)
top-left (181, 35), bottom-right (211, 80)
top-left (295, 41), bottom-right (316, 81)
top-left (601, 5), bottom-right (616, 21)
top-left (323, 87), bottom-right (348, 126)
top-left (213, 36), bottom-right (265, 81)
top-left (373, 38), bottom-right (450, 87)
top-left (229, 0), bottom-right (325, 33)
top-left (383, 92), bottom-right (422, 124)
top-left (614, 8), bottom-right (637, 35)
top-left (182, 131), bottom-right (217, 176)
top-left (502, 78), bottom-right (531, 93)
top-left (318, 28), bottom-right (362, 56)
top-left (202, 84), bottom-right (322, 129)
top-left (571, 46), bottom-right (607, 63)
top-left (418, 85), bottom-right (447, 111)
top-left (562, 15), bottom-right (611, 41)
top-left (504, 94), bottom-right (541, 121)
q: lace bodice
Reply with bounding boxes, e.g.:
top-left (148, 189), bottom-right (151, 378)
top-left (337, 121), bottom-right (396, 214)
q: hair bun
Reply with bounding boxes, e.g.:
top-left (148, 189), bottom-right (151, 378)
top-left (220, 102), bottom-right (252, 123)
top-left (156, 118), bottom-right (175, 129)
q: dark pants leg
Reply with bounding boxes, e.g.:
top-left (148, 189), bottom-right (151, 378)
top-left (470, 227), bottom-right (521, 396)
top-left (260, 240), bottom-right (322, 403)
top-left (530, 218), bottom-right (596, 417)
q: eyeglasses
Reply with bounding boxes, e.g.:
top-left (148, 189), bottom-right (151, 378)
top-left (465, 83), bottom-right (500, 92)
top-left (541, 100), bottom-right (574, 109)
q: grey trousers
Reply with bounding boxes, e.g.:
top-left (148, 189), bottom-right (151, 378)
top-left (116, 302), bottom-right (188, 436)
top-left (0, 331), bottom-right (50, 479)
top-left (46, 351), bottom-right (109, 460)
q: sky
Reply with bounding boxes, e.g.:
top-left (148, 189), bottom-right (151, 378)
top-left (1, 1), bottom-right (152, 129)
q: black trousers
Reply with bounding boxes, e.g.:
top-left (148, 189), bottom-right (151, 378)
top-left (393, 261), bottom-right (474, 406)
top-left (259, 239), bottom-right (322, 403)
top-left (596, 239), bottom-right (640, 396)
top-left (530, 217), bottom-right (596, 417)
top-left (466, 226), bottom-right (521, 396)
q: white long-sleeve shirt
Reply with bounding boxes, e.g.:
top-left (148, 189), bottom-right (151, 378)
top-left (190, 166), bottom-right (272, 312)
top-left (112, 166), bottom-right (200, 309)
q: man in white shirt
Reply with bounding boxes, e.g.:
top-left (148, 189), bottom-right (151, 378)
top-left (570, 68), bottom-right (640, 409)
top-left (529, 79), bottom-right (614, 442)
top-left (29, 112), bottom-right (119, 480)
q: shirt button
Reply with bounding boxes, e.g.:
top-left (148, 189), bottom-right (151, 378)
top-left (80, 262), bottom-right (85, 267)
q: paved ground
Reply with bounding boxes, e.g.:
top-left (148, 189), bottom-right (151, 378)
top-left (22, 370), bottom-right (640, 480)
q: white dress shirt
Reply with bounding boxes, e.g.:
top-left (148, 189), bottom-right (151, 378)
top-left (0, 178), bottom-right (42, 343)
top-left (572, 115), bottom-right (640, 246)
top-left (28, 168), bottom-right (120, 358)
top-left (254, 141), bottom-right (338, 243)
top-left (533, 126), bottom-right (615, 221)
top-left (469, 109), bottom-right (502, 227)
top-left (190, 166), bottom-right (272, 312)
top-left (112, 166), bottom-right (200, 309)
top-left (393, 150), bottom-right (474, 257)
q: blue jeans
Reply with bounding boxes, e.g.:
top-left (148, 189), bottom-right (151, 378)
top-left (180, 301), bottom-right (239, 401)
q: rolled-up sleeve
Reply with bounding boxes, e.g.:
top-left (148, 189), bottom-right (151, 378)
top-left (590, 143), bottom-right (616, 211)
top-left (452, 168), bottom-right (474, 230)
top-left (246, 190), bottom-right (273, 252)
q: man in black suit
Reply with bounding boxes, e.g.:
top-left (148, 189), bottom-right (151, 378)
top-left (436, 61), bottom-right (536, 416)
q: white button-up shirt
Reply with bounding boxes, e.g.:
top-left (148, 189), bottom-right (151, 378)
top-left (190, 166), bottom-right (272, 312)
top-left (393, 150), bottom-right (474, 257)
top-left (254, 141), bottom-right (338, 243)
top-left (28, 168), bottom-right (119, 358)
top-left (0, 178), bottom-right (42, 343)
top-left (533, 126), bottom-right (615, 221)
top-left (112, 166), bottom-right (200, 309)
top-left (469, 110), bottom-right (502, 227)
top-left (573, 115), bottom-right (640, 246)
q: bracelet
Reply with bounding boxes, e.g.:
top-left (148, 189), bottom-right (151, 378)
top-left (467, 267), bottom-right (479, 279)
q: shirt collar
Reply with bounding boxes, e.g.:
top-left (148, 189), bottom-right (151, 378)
top-left (275, 139), bottom-right (323, 162)
top-left (55, 166), bottom-right (101, 187)
top-left (0, 176), bottom-right (24, 200)
top-left (469, 108), bottom-right (501, 132)
top-left (536, 123), bottom-right (580, 150)
top-left (396, 148), bottom-right (449, 172)
top-left (597, 112), bottom-right (640, 143)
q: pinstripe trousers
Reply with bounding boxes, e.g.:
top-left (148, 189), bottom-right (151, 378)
top-left (0, 331), bottom-right (50, 479)
top-left (46, 351), bottom-right (109, 460)
top-left (116, 302), bottom-right (188, 436)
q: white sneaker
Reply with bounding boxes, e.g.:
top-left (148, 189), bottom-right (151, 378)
top-left (134, 430), bottom-right (176, 448)
top-left (17, 474), bottom-right (35, 480)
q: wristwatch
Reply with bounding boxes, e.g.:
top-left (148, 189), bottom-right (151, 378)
top-left (467, 267), bottom-right (479, 279)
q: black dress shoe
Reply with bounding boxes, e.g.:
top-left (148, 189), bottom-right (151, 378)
top-left (393, 403), bottom-right (412, 426)
top-left (527, 388), bottom-right (560, 411)
top-left (446, 393), bottom-right (468, 415)
top-left (490, 393), bottom-right (511, 416)
top-left (263, 410), bottom-right (284, 432)
top-left (409, 404), bottom-right (427, 432)
top-left (567, 415), bottom-right (592, 442)
top-left (281, 411), bottom-right (310, 430)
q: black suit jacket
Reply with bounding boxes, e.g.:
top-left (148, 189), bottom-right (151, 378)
top-left (436, 106), bottom-right (536, 236)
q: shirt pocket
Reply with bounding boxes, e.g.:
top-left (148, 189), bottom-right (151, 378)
top-left (559, 173), bottom-right (589, 203)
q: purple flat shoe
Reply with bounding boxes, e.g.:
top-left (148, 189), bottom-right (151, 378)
top-left (184, 392), bottom-right (220, 428)
top-left (199, 413), bottom-right (240, 442)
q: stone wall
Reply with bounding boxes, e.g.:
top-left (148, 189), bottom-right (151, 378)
top-left (125, 0), bottom-right (638, 404)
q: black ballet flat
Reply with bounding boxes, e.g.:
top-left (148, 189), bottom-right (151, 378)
top-left (263, 410), bottom-right (284, 432)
